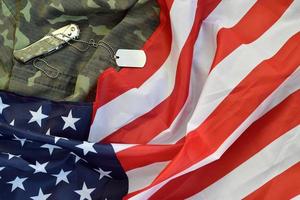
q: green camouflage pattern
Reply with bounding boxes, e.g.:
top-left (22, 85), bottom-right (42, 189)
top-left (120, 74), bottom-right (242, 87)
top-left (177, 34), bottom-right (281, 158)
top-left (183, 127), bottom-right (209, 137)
top-left (0, 0), bottom-right (160, 101)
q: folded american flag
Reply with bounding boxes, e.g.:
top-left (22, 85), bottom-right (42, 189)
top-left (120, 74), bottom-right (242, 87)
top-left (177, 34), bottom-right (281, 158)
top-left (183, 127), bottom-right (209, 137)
top-left (1, 0), bottom-right (300, 199)
top-left (89, 0), bottom-right (300, 199)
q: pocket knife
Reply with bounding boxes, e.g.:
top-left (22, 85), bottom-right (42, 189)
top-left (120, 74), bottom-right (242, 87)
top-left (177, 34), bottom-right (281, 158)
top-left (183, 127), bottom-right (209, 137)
top-left (13, 24), bottom-right (80, 63)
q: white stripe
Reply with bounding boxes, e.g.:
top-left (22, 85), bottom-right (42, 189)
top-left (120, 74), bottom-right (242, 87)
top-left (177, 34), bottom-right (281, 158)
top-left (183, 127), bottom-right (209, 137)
top-left (88, 0), bottom-right (198, 142)
top-left (129, 66), bottom-right (300, 199)
top-left (150, 0), bottom-right (257, 144)
top-left (292, 195), bottom-right (300, 200)
top-left (126, 161), bottom-right (169, 193)
top-left (186, 0), bottom-right (300, 135)
top-left (111, 144), bottom-right (137, 153)
top-left (189, 125), bottom-right (300, 199)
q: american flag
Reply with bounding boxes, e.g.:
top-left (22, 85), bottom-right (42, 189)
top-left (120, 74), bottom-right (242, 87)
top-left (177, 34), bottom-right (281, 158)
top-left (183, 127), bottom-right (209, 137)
top-left (1, 0), bottom-right (300, 199)
top-left (88, 0), bottom-right (300, 199)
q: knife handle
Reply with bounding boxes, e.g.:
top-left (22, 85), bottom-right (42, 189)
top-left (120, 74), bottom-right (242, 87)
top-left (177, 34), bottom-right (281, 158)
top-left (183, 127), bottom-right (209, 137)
top-left (13, 24), bottom-right (80, 63)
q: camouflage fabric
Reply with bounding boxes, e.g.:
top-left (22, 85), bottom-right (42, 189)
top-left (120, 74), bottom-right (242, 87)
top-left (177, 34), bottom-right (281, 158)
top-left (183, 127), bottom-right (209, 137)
top-left (0, 0), bottom-right (160, 101)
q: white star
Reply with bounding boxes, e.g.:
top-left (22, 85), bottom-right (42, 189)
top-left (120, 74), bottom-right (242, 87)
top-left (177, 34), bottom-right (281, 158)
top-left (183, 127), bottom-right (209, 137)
top-left (52, 169), bottom-right (71, 185)
top-left (0, 167), bottom-right (4, 171)
top-left (7, 176), bottom-right (27, 191)
top-left (54, 136), bottom-right (60, 143)
top-left (53, 136), bottom-right (68, 144)
top-left (29, 161), bottom-right (48, 173)
top-left (13, 135), bottom-right (26, 146)
top-left (70, 152), bottom-right (81, 163)
top-left (76, 142), bottom-right (97, 155)
top-left (10, 119), bottom-right (15, 126)
top-left (31, 188), bottom-right (51, 200)
top-left (70, 152), bottom-right (88, 163)
top-left (61, 110), bottom-right (80, 130)
top-left (45, 129), bottom-right (51, 135)
top-left (75, 182), bottom-right (95, 200)
top-left (29, 106), bottom-right (48, 127)
top-left (95, 168), bottom-right (112, 180)
top-left (41, 144), bottom-right (61, 155)
top-left (4, 153), bottom-right (21, 160)
top-left (0, 97), bottom-right (9, 114)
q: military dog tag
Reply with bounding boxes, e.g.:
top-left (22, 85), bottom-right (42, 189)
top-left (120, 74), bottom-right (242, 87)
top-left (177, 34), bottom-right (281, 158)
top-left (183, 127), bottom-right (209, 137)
top-left (115, 49), bottom-right (146, 68)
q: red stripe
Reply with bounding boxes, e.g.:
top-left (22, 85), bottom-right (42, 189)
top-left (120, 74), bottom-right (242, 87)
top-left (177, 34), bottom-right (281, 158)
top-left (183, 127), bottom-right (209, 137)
top-left (116, 144), bottom-right (182, 171)
top-left (245, 162), bottom-right (300, 200)
top-left (101, 0), bottom-right (222, 144)
top-left (152, 32), bottom-right (300, 184)
top-left (93, 0), bottom-right (172, 115)
top-left (210, 0), bottom-right (293, 70)
top-left (149, 89), bottom-right (300, 199)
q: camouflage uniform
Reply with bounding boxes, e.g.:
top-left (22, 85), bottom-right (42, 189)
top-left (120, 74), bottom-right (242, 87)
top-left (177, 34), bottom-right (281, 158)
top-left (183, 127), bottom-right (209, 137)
top-left (0, 0), bottom-right (160, 101)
